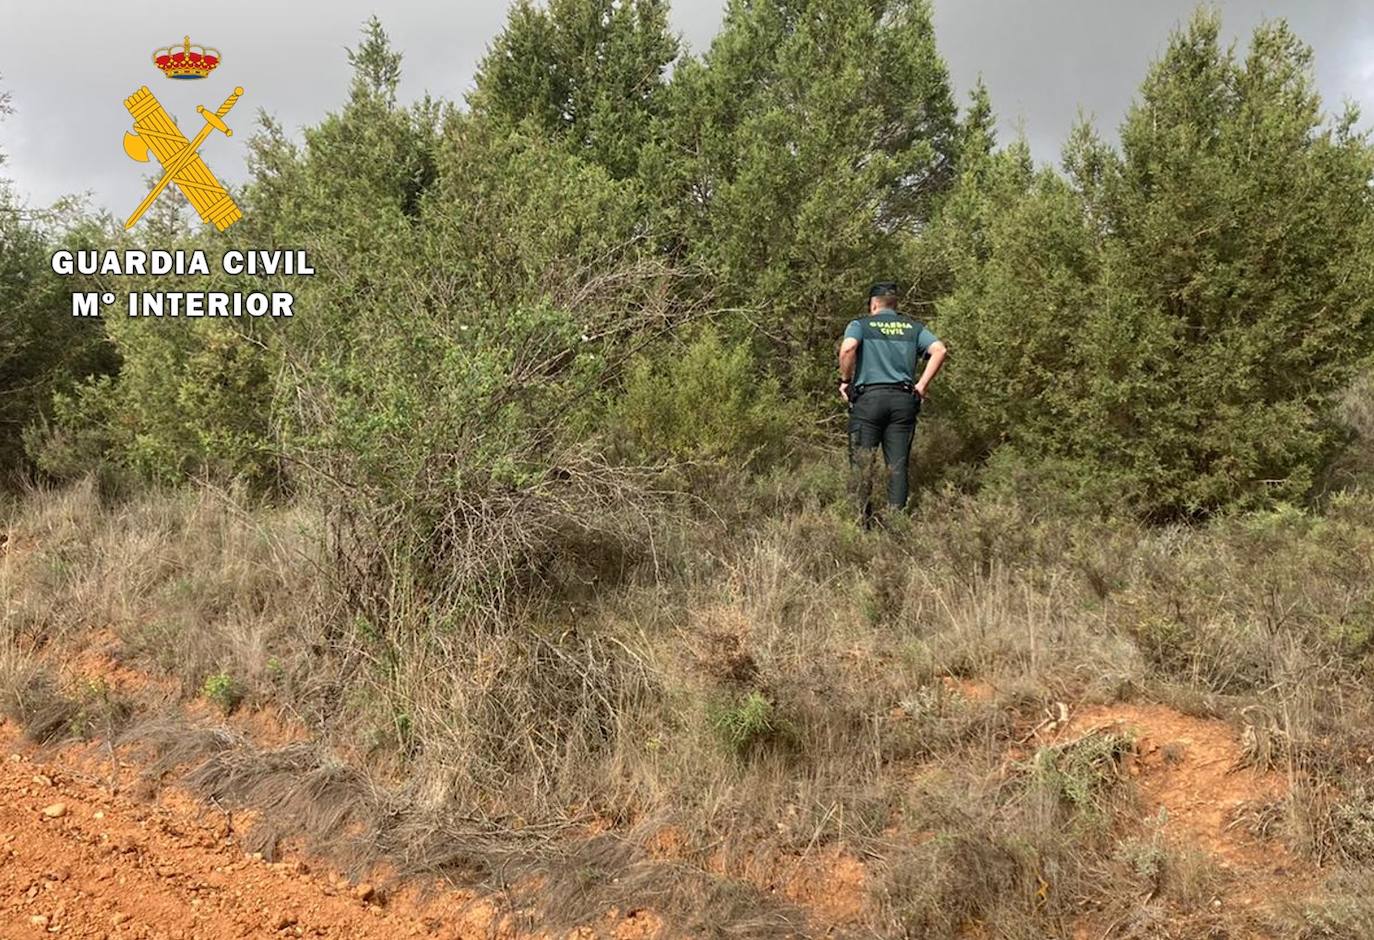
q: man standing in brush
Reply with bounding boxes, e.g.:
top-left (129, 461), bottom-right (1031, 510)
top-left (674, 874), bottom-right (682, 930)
top-left (838, 282), bottom-right (948, 522)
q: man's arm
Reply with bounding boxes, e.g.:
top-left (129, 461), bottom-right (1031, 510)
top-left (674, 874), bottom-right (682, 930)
top-left (839, 337), bottom-right (859, 381)
top-left (838, 337), bottom-right (859, 400)
top-left (914, 340), bottom-right (948, 400)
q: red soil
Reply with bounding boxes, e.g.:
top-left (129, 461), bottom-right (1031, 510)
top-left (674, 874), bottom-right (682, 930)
top-left (0, 721), bottom-right (508, 940)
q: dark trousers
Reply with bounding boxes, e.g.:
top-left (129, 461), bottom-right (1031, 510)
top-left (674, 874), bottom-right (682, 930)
top-left (848, 387), bottom-right (919, 516)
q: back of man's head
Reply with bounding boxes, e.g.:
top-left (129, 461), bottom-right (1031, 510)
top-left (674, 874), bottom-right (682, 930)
top-left (868, 281), bottom-right (899, 311)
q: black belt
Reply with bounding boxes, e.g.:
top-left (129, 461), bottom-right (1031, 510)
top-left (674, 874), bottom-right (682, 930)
top-left (854, 381), bottom-right (913, 394)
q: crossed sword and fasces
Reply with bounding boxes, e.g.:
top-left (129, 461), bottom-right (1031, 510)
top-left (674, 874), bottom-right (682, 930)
top-left (122, 85), bottom-right (244, 231)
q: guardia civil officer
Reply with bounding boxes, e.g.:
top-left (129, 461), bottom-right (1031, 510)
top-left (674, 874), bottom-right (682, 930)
top-left (838, 282), bottom-right (948, 519)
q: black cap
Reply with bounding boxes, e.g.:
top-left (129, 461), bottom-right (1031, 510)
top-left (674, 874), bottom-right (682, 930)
top-left (868, 281), bottom-right (899, 300)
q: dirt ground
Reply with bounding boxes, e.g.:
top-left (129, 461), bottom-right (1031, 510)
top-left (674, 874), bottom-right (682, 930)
top-left (1061, 704), bottom-right (1309, 883)
top-left (0, 686), bottom-right (1316, 939)
top-left (1054, 702), bottom-right (1318, 936)
top-left (0, 720), bottom-right (513, 940)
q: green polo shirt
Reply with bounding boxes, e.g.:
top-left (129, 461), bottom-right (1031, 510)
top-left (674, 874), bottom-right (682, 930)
top-left (843, 310), bottom-right (939, 386)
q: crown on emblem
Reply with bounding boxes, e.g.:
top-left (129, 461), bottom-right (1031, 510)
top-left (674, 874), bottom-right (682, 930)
top-left (153, 36), bottom-right (221, 80)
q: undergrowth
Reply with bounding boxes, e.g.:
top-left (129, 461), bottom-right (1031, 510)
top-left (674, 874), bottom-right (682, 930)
top-left (4, 474), bottom-right (1374, 935)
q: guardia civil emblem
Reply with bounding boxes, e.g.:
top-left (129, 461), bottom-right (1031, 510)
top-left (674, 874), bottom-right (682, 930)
top-left (121, 35), bottom-right (244, 231)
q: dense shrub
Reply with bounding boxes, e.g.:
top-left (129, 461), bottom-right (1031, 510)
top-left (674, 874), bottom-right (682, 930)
top-left (20, 9), bottom-right (1374, 522)
top-left (0, 210), bottom-right (117, 482)
top-left (617, 328), bottom-right (797, 467)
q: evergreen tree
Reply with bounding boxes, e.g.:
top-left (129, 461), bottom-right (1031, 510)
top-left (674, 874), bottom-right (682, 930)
top-left (0, 81), bottom-right (115, 480)
top-left (1100, 13), bottom-right (1374, 513)
top-left (32, 21), bottom-right (445, 487)
top-left (471, 0), bottom-right (679, 179)
top-left (656, 0), bottom-right (960, 398)
top-left (935, 11), bottom-right (1374, 517)
top-left (348, 15), bottom-right (403, 105)
top-left (957, 78), bottom-right (996, 170)
top-left (902, 78), bottom-right (1001, 306)
top-left (244, 17), bottom-right (440, 244)
top-left (936, 140), bottom-right (1102, 467)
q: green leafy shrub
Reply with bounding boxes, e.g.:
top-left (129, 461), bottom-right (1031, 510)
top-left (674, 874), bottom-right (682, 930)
top-left (1, 215), bottom-right (118, 482)
top-left (203, 671), bottom-right (243, 715)
top-left (68, 677), bottom-right (134, 739)
top-left (618, 328), bottom-right (796, 467)
top-left (977, 447), bottom-right (1133, 520)
top-left (32, 321), bottom-right (276, 487)
top-left (1025, 732), bottom-right (1133, 824)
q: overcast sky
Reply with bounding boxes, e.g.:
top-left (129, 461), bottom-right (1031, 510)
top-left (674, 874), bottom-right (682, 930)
top-left (1, 0), bottom-right (1371, 215)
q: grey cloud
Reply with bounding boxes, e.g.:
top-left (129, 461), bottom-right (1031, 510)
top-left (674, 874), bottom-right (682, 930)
top-left (932, 0), bottom-right (1374, 164)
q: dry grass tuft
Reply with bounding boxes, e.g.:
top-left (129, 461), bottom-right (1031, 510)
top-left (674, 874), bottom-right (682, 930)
top-left (0, 650), bottom-right (134, 744)
top-left (123, 714), bottom-right (810, 934)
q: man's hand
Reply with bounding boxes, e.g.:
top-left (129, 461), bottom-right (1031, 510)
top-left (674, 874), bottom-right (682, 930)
top-left (913, 341), bottom-right (948, 403)
top-left (838, 381), bottom-right (852, 403)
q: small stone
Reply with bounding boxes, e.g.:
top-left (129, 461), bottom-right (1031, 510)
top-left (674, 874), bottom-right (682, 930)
top-left (41, 803), bottom-right (67, 819)
top-left (272, 913), bottom-right (297, 931)
top-left (32, 774), bottom-right (53, 787)
top-left (94, 811), bottom-right (105, 820)
top-left (30, 915), bottom-right (49, 928)
top-left (354, 883), bottom-right (375, 902)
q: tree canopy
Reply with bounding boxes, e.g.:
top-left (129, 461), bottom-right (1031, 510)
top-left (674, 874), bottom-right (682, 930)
top-left (7, 6), bottom-right (1373, 521)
